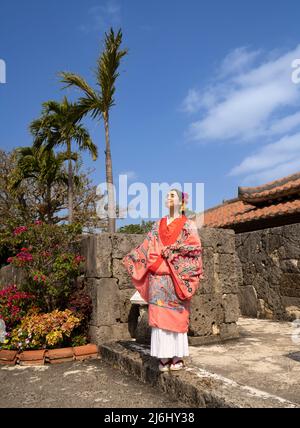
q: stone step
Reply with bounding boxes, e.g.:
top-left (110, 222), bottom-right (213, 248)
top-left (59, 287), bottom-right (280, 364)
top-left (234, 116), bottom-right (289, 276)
top-left (100, 340), bottom-right (300, 408)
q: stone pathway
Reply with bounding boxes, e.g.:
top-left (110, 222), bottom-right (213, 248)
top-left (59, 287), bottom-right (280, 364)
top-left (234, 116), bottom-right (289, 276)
top-left (99, 317), bottom-right (300, 407)
top-left (188, 317), bottom-right (300, 404)
top-left (0, 358), bottom-right (187, 408)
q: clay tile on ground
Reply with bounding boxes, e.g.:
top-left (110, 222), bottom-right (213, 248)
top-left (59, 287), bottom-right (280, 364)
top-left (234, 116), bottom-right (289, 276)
top-left (73, 344), bottom-right (98, 356)
top-left (18, 350), bottom-right (46, 361)
top-left (46, 348), bottom-right (74, 359)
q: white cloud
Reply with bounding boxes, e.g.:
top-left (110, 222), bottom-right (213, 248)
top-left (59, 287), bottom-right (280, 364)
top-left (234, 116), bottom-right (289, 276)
top-left (181, 89), bottom-right (202, 114)
top-left (235, 158), bottom-right (300, 187)
top-left (228, 132), bottom-right (300, 183)
top-left (268, 111), bottom-right (300, 135)
top-left (79, 0), bottom-right (121, 33)
top-left (220, 47), bottom-right (261, 77)
top-left (181, 88), bottom-right (217, 114)
top-left (184, 44), bottom-right (300, 143)
top-left (188, 82), bottom-right (295, 141)
top-left (182, 45), bottom-right (300, 185)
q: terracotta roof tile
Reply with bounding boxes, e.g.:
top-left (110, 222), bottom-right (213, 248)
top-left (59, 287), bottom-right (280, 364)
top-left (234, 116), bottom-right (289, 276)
top-left (204, 199), bottom-right (255, 227)
top-left (204, 171), bottom-right (300, 228)
top-left (239, 172), bottom-right (300, 203)
top-left (204, 198), bottom-right (300, 228)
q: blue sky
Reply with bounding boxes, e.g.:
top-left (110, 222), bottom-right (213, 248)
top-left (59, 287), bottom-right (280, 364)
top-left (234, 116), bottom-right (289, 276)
top-left (1, 0), bottom-right (300, 226)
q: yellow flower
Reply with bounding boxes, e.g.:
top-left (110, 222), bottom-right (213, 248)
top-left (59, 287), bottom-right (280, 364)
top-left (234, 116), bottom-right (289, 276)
top-left (46, 330), bottom-right (63, 346)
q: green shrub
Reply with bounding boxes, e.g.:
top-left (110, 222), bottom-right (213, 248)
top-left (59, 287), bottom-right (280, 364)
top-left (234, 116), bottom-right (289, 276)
top-left (7, 308), bottom-right (83, 350)
top-left (5, 221), bottom-right (85, 312)
top-left (0, 284), bottom-right (36, 331)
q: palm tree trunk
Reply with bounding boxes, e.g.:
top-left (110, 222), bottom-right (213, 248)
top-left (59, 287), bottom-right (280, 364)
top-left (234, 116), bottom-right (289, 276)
top-left (46, 184), bottom-right (53, 224)
top-left (103, 111), bottom-right (116, 233)
top-left (67, 139), bottom-right (73, 223)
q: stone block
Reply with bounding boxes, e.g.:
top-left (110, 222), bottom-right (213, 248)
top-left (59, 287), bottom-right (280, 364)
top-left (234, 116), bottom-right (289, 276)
top-left (196, 247), bottom-right (215, 294)
top-left (188, 335), bottom-right (222, 346)
top-left (280, 273), bottom-right (300, 298)
top-left (111, 233), bottom-right (145, 259)
top-left (238, 285), bottom-right (258, 317)
top-left (235, 253), bottom-right (244, 288)
top-left (217, 253), bottom-right (239, 294)
top-left (219, 322), bottom-right (239, 340)
top-left (189, 294), bottom-right (224, 336)
top-left (285, 305), bottom-right (300, 321)
top-left (257, 299), bottom-right (274, 320)
top-left (81, 233), bottom-right (112, 278)
top-left (89, 323), bottom-right (131, 345)
top-left (235, 223), bottom-right (300, 321)
top-left (113, 258), bottom-right (135, 290)
top-left (199, 227), bottom-right (235, 254)
top-left (134, 306), bottom-right (151, 345)
top-left (119, 289), bottom-right (137, 323)
top-left (222, 293), bottom-right (240, 323)
top-left (86, 278), bottom-right (120, 326)
top-left (282, 296), bottom-right (300, 308)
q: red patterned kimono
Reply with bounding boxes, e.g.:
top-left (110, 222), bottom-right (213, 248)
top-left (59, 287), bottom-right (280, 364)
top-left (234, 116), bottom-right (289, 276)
top-left (122, 215), bottom-right (204, 333)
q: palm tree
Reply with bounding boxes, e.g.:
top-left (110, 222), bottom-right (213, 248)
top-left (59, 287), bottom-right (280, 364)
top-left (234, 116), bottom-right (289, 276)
top-left (30, 97), bottom-right (98, 223)
top-left (9, 146), bottom-right (74, 223)
top-left (60, 28), bottom-right (128, 233)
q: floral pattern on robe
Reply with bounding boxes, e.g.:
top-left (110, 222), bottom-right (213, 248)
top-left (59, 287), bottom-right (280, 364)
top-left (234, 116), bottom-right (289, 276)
top-left (122, 216), bottom-right (204, 333)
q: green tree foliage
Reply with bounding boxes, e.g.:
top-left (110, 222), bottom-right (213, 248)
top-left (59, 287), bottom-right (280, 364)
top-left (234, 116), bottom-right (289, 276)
top-left (60, 28), bottom-right (128, 233)
top-left (118, 220), bottom-right (155, 234)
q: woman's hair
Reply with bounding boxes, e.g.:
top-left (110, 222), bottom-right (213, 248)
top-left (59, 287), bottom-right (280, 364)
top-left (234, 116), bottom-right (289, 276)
top-left (169, 188), bottom-right (188, 215)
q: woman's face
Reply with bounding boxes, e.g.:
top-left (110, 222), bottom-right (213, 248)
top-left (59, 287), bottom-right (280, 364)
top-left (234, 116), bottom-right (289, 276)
top-left (165, 190), bottom-right (181, 209)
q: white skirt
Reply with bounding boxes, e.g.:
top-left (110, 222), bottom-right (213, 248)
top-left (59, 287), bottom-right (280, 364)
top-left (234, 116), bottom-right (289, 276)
top-left (150, 327), bottom-right (189, 358)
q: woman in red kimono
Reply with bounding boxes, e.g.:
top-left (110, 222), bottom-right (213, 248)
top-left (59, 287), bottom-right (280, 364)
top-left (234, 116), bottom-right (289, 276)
top-left (122, 189), bottom-right (204, 372)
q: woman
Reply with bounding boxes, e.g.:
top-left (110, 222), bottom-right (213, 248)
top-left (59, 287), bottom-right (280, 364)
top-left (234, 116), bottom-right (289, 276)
top-left (122, 189), bottom-right (204, 372)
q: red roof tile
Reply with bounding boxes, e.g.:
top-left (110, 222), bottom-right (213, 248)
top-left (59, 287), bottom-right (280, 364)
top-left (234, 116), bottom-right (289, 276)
top-left (239, 171), bottom-right (300, 203)
top-left (204, 171), bottom-right (300, 228)
top-left (204, 199), bottom-right (255, 227)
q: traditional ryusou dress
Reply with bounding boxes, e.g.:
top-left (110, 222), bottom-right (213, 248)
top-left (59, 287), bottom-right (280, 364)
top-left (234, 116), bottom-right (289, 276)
top-left (122, 214), bottom-right (204, 358)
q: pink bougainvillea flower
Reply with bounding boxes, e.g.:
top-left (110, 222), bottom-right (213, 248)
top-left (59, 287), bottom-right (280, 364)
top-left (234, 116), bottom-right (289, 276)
top-left (34, 220), bottom-right (43, 225)
top-left (13, 226), bottom-right (28, 236)
top-left (6, 257), bottom-right (13, 263)
top-left (16, 251), bottom-right (33, 262)
top-left (74, 255), bottom-right (85, 264)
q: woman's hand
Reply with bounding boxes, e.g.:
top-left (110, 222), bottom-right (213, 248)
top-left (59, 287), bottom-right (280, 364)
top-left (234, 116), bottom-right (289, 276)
top-left (161, 248), bottom-right (169, 259)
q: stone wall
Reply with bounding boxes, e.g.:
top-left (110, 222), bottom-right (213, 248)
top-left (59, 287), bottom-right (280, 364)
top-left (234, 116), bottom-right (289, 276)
top-left (81, 227), bottom-right (241, 345)
top-left (236, 223), bottom-right (300, 321)
top-left (0, 265), bottom-right (26, 290)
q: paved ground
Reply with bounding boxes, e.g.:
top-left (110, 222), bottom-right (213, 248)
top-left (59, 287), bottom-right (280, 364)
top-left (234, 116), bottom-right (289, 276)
top-left (2, 317), bottom-right (299, 408)
top-left (0, 358), bottom-right (187, 408)
top-left (99, 317), bottom-right (300, 407)
top-left (188, 317), bottom-right (300, 404)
